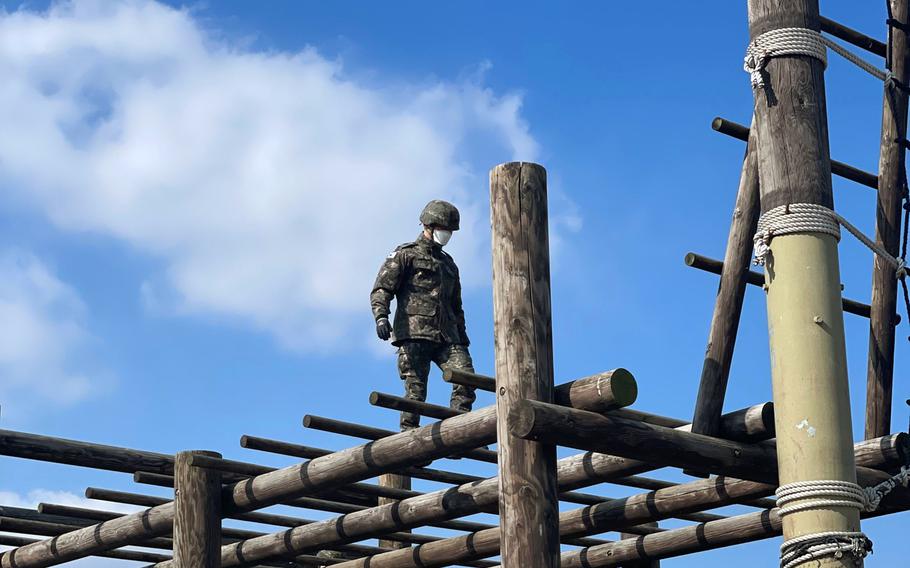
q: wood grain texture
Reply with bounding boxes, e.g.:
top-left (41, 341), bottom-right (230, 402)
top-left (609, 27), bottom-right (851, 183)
top-left (866, 0), bottom-right (910, 439)
top-left (297, 434), bottom-right (904, 568)
top-left (377, 473), bottom-right (411, 550)
top-left (691, 118), bottom-right (761, 438)
top-left (0, 429), bottom-right (174, 475)
top-left (173, 450), bottom-right (222, 568)
top-left (510, 399), bottom-right (779, 483)
top-left (620, 524), bottom-right (660, 568)
top-left (490, 161), bottom-right (560, 568)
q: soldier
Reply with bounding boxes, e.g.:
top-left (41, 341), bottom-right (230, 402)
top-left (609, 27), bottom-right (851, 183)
top-left (371, 200), bottom-right (477, 431)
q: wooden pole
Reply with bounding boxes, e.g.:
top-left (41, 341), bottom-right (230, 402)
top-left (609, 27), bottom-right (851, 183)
top-left (173, 450), bottom-right (222, 568)
top-left (490, 161), bottom-right (560, 568)
top-left (748, 0), bottom-right (861, 564)
top-left (377, 474), bottom-right (410, 550)
top-left (691, 118), bottom-right (760, 438)
top-left (866, 0), bottom-right (910, 439)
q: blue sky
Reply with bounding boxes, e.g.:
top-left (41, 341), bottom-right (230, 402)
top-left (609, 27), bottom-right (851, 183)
top-left (0, 0), bottom-right (907, 565)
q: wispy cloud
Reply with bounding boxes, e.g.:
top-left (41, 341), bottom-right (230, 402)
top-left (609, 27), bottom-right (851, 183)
top-left (0, 250), bottom-right (108, 417)
top-left (0, 0), bottom-right (556, 352)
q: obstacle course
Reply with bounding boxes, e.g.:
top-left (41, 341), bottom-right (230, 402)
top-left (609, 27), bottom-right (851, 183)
top-left (3, 1), bottom-right (910, 567)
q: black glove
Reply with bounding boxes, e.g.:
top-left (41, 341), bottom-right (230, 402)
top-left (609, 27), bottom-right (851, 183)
top-left (376, 318), bottom-right (392, 341)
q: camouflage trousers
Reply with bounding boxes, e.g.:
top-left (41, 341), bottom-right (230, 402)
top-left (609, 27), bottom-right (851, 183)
top-left (397, 340), bottom-right (477, 430)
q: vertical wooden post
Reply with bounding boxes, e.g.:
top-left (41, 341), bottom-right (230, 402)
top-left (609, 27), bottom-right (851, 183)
top-left (866, 0), bottom-right (910, 439)
top-left (174, 450), bottom-right (221, 568)
top-left (620, 523), bottom-right (660, 568)
top-left (691, 118), bottom-right (761, 438)
top-left (377, 473), bottom-right (411, 549)
top-left (490, 162), bottom-right (560, 568)
top-left (748, 0), bottom-right (861, 565)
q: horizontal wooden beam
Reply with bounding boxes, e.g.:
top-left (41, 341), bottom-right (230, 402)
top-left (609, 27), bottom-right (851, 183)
top-left (820, 15), bottom-right (886, 57)
top-left (0, 406), bottom-right (499, 568)
top-left (511, 400), bottom-right (778, 482)
top-left (685, 252), bottom-right (901, 323)
top-left (0, 535), bottom-right (171, 565)
top-left (711, 117), bottom-right (879, 189)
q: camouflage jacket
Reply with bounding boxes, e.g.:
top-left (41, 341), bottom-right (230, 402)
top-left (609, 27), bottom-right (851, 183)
top-left (371, 234), bottom-right (469, 346)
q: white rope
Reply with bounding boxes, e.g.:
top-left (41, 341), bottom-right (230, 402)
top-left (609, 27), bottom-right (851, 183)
top-left (779, 531), bottom-right (871, 568)
top-left (753, 203), bottom-right (907, 279)
top-left (863, 465), bottom-right (910, 510)
top-left (776, 480), bottom-right (872, 568)
top-left (745, 27), bottom-right (888, 89)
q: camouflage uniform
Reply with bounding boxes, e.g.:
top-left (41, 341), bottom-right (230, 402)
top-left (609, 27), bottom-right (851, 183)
top-left (371, 233), bottom-right (476, 430)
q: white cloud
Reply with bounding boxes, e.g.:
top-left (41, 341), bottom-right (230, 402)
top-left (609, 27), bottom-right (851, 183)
top-left (0, 250), bottom-right (105, 413)
top-left (0, 0), bottom-right (560, 351)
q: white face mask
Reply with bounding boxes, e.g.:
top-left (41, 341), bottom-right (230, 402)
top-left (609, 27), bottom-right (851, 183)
top-left (432, 229), bottom-right (452, 246)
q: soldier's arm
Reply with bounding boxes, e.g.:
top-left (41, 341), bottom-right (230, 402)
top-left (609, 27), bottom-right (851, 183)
top-left (370, 249), bottom-right (407, 321)
top-left (452, 267), bottom-right (469, 345)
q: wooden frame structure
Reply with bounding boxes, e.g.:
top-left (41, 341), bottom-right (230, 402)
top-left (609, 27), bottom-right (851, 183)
top-left (3, 3), bottom-right (910, 567)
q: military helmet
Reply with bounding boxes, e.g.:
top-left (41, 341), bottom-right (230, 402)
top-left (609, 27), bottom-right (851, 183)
top-left (419, 200), bottom-right (460, 230)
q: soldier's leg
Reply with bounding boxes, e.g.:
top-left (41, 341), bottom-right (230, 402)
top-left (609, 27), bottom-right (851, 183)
top-left (435, 344), bottom-right (477, 413)
top-left (397, 341), bottom-right (432, 431)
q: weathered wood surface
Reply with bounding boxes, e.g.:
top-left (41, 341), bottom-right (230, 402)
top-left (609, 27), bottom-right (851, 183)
top-left (711, 116), bottom-right (879, 189)
top-left (377, 473), bottom-right (411, 550)
top-left (373, 390), bottom-right (776, 443)
top-left (510, 400), bottom-right (779, 482)
top-left (867, 0), bottom-right (910, 439)
top-left (749, 0), bottom-right (862, 560)
top-left (174, 450), bottom-right (222, 568)
top-left (620, 523), bottom-right (660, 568)
top-left (0, 429), bottom-right (173, 474)
top-left (490, 161), bottom-right (560, 568)
top-left (690, 118), bottom-right (760, 439)
top-left (322, 435), bottom-right (907, 568)
top-left (0, 535), bottom-right (171, 564)
top-left (0, 406), bottom-right (498, 568)
top-left (302, 414), bottom-right (498, 463)
top-left (685, 252), bottom-right (899, 321)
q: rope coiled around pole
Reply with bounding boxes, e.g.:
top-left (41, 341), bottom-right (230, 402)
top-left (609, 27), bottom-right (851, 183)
top-left (753, 203), bottom-right (907, 278)
top-left (744, 27), bottom-right (888, 89)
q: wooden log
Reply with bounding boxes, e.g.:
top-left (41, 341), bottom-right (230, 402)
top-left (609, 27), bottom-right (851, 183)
top-left (372, 391), bottom-right (776, 443)
top-left (302, 415), bottom-right (498, 463)
top-left (148, 431), bottom-right (904, 568)
top-left (188, 454), bottom-right (418, 502)
top-left (490, 161), bottom-right (560, 568)
top-left (711, 116), bottom-right (879, 189)
top-left (443, 369), bottom-right (495, 392)
top-left (866, 0), bottom-right (910, 439)
top-left (322, 440), bottom-right (909, 568)
top-left (749, 0), bottom-right (861, 563)
top-left (690, 118), bottom-right (761, 440)
top-left (173, 450), bottom-right (221, 567)
top-left (0, 406), bottom-right (498, 568)
top-left (510, 400), bottom-right (778, 482)
top-left (443, 369), bottom-right (638, 413)
top-left (685, 252), bottom-right (900, 321)
top-left (377, 473), bottom-right (410, 550)
top-left (0, 535), bottom-right (171, 564)
top-left (819, 15), bottom-right (887, 57)
top-left (559, 495), bottom-right (910, 568)
top-left (0, 429), bottom-right (173, 475)
top-left (619, 524), bottom-right (660, 568)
